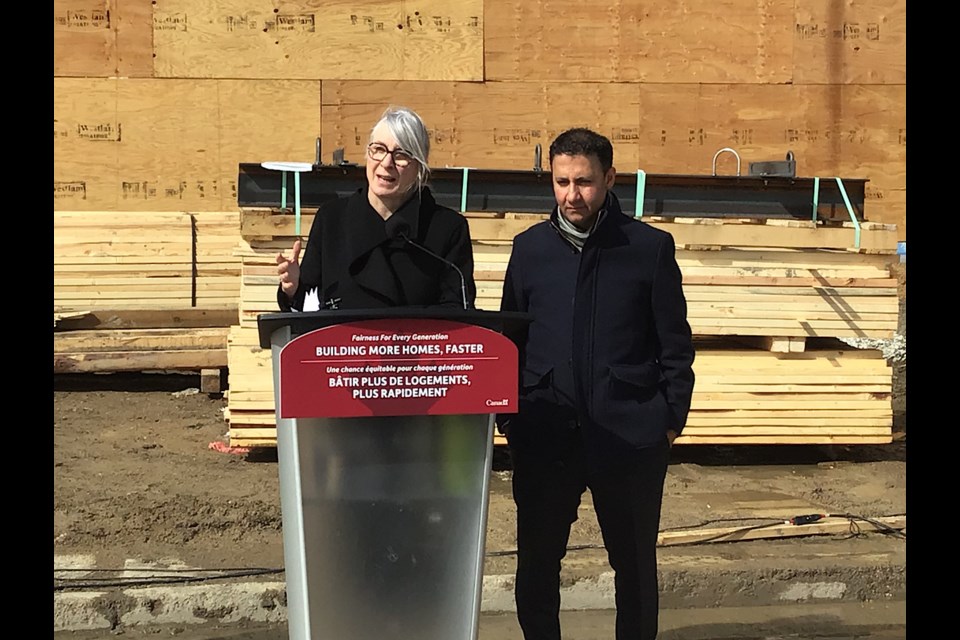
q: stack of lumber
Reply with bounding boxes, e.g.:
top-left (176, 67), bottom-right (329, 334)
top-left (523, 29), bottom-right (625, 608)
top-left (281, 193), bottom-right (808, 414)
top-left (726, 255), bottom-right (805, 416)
top-left (195, 212), bottom-right (243, 308)
top-left (55, 212), bottom-right (194, 309)
top-left (225, 209), bottom-right (899, 448)
top-left (54, 211), bottom-right (241, 311)
top-left (54, 211), bottom-right (241, 378)
top-left (682, 339), bottom-right (893, 444)
top-left (471, 219), bottom-right (899, 340)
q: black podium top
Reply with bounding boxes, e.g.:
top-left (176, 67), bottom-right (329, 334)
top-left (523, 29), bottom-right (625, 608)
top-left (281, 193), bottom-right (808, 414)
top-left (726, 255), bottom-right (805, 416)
top-left (257, 308), bottom-right (532, 349)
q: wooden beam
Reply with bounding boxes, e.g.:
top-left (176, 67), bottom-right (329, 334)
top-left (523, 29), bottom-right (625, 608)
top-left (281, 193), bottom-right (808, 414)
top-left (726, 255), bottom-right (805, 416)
top-left (54, 349), bottom-right (228, 373)
top-left (54, 328), bottom-right (230, 353)
top-left (54, 308), bottom-right (239, 331)
top-left (201, 368), bottom-right (225, 394)
top-left (673, 435), bottom-right (893, 445)
top-left (656, 515), bottom-right (906, 547)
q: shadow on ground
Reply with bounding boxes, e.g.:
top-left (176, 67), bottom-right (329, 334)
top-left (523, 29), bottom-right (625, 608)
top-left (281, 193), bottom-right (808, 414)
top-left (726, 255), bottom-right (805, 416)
top-left (55, 372), bottom-right (206, 393)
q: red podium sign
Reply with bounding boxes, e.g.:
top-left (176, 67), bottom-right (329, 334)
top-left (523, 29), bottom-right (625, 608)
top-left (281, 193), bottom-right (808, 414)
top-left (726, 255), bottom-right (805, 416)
top-left (278, 318), bottom-right (518, 419)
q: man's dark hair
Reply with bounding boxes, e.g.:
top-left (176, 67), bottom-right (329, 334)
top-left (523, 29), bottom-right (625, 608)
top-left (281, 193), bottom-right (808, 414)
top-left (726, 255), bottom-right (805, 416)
top-left (549, 128), bottom-right (614, 173)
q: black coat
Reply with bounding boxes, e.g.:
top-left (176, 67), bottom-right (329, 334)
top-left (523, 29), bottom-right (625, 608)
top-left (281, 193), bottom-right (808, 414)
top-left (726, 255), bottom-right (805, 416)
top-left (278, 187), bottom-right (476, 311)
top-left (500, 193), bottom-right (695, 467)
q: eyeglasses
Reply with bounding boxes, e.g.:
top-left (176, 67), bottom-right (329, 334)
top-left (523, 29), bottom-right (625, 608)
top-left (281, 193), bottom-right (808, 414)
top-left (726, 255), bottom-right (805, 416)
top-left (367, 142), bottom-right (415, 167)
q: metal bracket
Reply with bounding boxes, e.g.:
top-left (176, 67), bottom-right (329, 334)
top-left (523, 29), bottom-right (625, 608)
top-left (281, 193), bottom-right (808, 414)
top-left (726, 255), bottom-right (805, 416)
top-left (712, 148), bottom-right (742, 176)
top-left (533, 144), bottom-right (543, 174)
top-left (312, 137), bottom-right (322, 171)
top-left (749, 150), bottom-right (797, 178)
top-left (334, 149), bottom-right (359, 167)
top-left (311, 138), bottom-right (359, 169)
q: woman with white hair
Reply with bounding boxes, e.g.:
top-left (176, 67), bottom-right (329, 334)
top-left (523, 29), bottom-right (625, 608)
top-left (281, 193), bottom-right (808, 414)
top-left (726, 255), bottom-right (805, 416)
top-left (276, 106), bottom-right (476, 311)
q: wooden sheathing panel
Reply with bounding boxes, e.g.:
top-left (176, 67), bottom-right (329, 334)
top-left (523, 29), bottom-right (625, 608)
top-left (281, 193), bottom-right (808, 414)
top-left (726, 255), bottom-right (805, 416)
top-left (225, 341), bottom-right (892, 447)
top-left (634, 84), bottom-right (904, 235)
top-left (54, 79), bottom-right (121, 210)
top-left (636, 84), bottom-right (846, 177)
top-left (54, 78), bottom-right (321, 212)
top-left (54, 0), bottom-right (116, 77)
top-left (54, 0), bottom-right (156, 78)
top-left (793, 0), bottom-right (906, 85)
top-left (321, 81), bottom-right (642, 170)
top-left (483, 0), bottom-right (793, 84)
top-left (151, 0), bottom-right (483, 81)
top-left (217, 78), bottom-right (321, 175)
top-left (116, 0), bottom-right (156, 77)
top-left (319, 81), bottom-right (461, 165)
top-left (116, 79), bottom-right (223, 211)
top-left (217, 79), bottom-right (323, 198)
top-left (54, 211), bottom-right (194, 310)
top-left (836, 85), bottom-right (906, 236)
top-left (864, 188), bottom-right (905, 240)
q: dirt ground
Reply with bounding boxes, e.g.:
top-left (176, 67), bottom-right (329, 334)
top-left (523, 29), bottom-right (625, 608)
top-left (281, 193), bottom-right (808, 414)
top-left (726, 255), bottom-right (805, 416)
top-left (53, 266), bottom-right (906, 579)
top-left (52, 374), bottom-right (906, 577)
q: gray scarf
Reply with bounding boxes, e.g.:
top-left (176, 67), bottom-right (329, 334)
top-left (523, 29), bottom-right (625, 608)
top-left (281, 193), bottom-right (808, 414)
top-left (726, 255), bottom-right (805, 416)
top-left (556, 205), bottom-right (605, 252)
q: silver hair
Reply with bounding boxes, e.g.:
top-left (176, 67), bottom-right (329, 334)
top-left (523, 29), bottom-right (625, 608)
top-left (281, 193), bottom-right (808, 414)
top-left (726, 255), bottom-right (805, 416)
top-left (370, 106), bottom-right (431, 190)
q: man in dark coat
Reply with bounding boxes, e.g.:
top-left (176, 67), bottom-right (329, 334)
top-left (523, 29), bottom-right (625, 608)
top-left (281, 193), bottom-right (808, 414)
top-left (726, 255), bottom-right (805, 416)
top-left (499, 128), bottom-right (696, 640)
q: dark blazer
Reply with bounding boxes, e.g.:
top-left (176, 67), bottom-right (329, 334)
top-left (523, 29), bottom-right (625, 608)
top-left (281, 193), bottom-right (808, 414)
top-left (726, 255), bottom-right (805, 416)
top-left (500, 193), bottom-right (695, 466)
top-left (278, 187), bottom-right (476, 311)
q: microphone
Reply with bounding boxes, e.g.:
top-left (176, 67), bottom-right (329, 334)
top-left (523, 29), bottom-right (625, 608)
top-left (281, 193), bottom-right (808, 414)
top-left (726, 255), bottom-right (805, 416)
top-left (393, 226), bottom-right (469, 310)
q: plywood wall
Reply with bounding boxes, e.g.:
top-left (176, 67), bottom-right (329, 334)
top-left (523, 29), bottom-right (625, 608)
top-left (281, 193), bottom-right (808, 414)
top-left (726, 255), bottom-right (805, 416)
top-left (53, 0), bottom-right (907, 237)
top-left (319, 81), bottom-right (644, 170)
top-left (151, 0), bottom-right (483, 80)
top-left (53, 0), bottom-right (154, 77)
top-left (484, 0), bottom-right (795, 84)
top-left (54, 78), bottom-right (320, 211)
top-left (793, 0), bottom-right (906, 84)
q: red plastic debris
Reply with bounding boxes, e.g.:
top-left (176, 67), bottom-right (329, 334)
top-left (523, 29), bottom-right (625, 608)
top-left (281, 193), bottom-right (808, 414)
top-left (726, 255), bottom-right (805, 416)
top-left (208, 440), bottom-right (250, 455)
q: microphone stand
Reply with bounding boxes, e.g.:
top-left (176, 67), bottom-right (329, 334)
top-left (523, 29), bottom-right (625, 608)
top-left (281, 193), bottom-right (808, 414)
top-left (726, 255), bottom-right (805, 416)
top-left (398, 232), bottom-right (469, 310)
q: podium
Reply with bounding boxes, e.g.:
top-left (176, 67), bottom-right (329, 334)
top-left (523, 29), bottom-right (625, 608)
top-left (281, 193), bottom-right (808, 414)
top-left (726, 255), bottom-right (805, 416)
top-left (257, 308), bottom-right (530, 640)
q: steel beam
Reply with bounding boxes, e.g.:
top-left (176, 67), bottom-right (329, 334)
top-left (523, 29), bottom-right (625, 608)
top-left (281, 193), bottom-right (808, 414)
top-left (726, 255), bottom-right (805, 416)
top-left (237, 163), bottom-right (866, 222)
